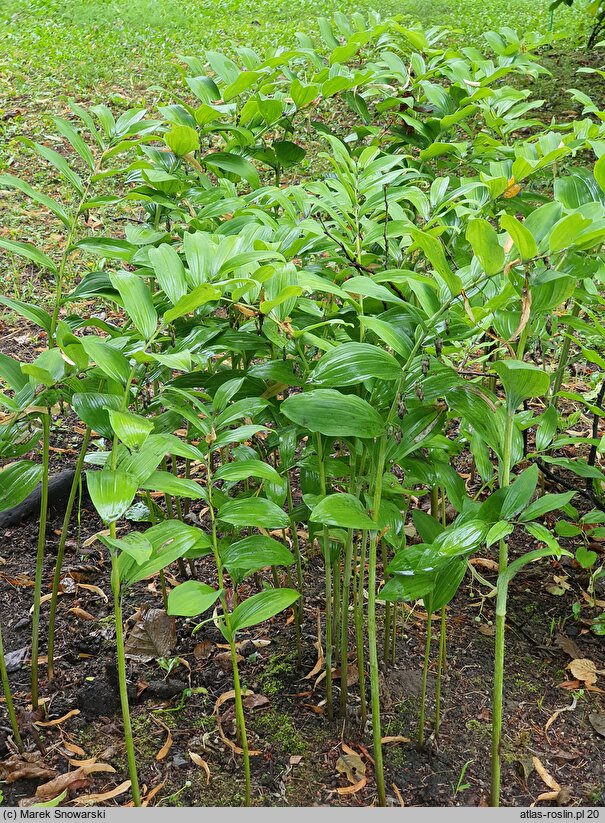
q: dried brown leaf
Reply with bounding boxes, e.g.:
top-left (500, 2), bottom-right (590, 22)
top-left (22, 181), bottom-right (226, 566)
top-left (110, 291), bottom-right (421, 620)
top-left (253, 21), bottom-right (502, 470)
top-left (568, 658), bottom-right (600, 686)
top-left (73, 780), bottom-right (132, 805)
top-left (124, 609), bottom-right (176, 663)
top-left (0, 753), bottom-right (56, 783)
top-left (189, 751), bottom-right (210, 784)
top-left (532, 756), bottom-right (561, 792)
top-left (35, 709), bottom-right (80, 728)
top-left (35, 769), bottom-right (91, 800)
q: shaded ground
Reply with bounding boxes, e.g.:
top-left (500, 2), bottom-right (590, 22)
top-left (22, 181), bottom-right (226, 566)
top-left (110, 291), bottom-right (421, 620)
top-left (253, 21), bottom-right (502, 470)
top-left (0, 444), bottom-right (603, 806)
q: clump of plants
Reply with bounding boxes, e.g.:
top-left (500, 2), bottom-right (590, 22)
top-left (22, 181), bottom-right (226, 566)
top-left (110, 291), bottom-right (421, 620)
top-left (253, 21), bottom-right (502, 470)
top-left (1, 13), bottom-right (605, 808)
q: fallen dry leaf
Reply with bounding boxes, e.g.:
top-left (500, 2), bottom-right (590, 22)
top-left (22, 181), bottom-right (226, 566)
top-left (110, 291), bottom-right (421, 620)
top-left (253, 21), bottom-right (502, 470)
top-left (215, 650), bottom-right (243, 671)
top-left (589, 713), bottom-right (605, 737)
top-left (0, 753), bottom-right (56, 783)
top-left (73, 780), bottom-right (132, 805)
top-left (335, 776), bottom-right (367, 795)
top-left (35, 709), bottom-right (80, 728)
top-left (555, 633), bottom-right (582, 660)
top-left (336, 752), bottom-right (366, 785)
top-left (289, 755), bottom-right (303, 766)
top-left (77, 583), bottom-right (108, 602)
top-left (532, 756), bottom-right (561, 792)
top-left (392, 783), bottom-right (405, 807)
top-left (124, 609), bottom-right (176, 662)
top-left (35, 769), bottom-right (91, 800)
top-left (153, 719), bottom-right (173, 762)
top-left (141, 780), bottom-right (166, 807)
top-left (568, 658), bottom-right (603, 686)
top-left (381, 736), bottom-right (411, 745)
top-left (544, 696), bottom-right (577, 742)
top-left (69, 607), bottom-right (96, 621)
top-left (189, 752), bottom-right (210, 784)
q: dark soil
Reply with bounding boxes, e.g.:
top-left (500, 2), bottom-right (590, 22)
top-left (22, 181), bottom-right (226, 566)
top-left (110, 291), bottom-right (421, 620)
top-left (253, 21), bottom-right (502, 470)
top-left (0, 446), bottom-right (603, 807)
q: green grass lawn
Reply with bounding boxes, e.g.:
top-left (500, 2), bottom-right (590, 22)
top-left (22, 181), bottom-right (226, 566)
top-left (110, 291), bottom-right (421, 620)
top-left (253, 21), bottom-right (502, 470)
top-left (1, 0), bottom-right (586, 109)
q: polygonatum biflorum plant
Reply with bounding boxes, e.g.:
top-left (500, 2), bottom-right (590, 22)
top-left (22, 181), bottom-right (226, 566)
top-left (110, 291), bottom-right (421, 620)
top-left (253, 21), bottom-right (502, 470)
top-left (1, 12), bottom-right (605, 808)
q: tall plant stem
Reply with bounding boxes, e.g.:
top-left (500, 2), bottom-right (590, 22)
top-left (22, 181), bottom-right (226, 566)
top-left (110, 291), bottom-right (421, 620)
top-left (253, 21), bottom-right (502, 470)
top-left (110, 555), bottom-right (141, 806)
top-left (286, 478), bottom-right (303, 665)
top-left (339, 529), bottom-right (354, 719)
top-left (381, 539), bottom-right (392, 666)
top-left (491, 405), bottom-right (514, 807)
top-left (368, 435), bottom-right (387, 806)
top-left (551, 302), bottom-right (580, 406)
top-left (31, 411), bottom-right (50, 710)
top-left (434, 606), bottom-right (447, 735)
top-left (316, 434), bottom-right (333, 721)
top-left (48, 427), bottom-right (91, 681)
top-left (418, 595), bottom-right (433, 748)
top-left (206, 458), bottom-right (251, 805)
top-left (227, 620), bottom-right (251, 805)
top-left (0, 621), bottom-right (23, 751)
top-left (355, 531), bottom-right (368, 727)
top-left (49, 179), bottom-right (92, 346)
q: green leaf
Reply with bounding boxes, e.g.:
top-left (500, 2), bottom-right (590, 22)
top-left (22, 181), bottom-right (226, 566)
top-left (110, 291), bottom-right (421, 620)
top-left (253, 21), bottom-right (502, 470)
top-left (359, 317), bottom-right (412, 359)
top-left (120, 520), bottom-right (212, 585)
top-left (290, 79), bottom-right (320, 109)
top-left (72, 393), bottom-right (121, 439)
top-left (501, 465), bottom-right (539, 520)
top-left (549, 213), bottom-right (592, 253)
top-left (51, 116), bottom-right (95, 170)
top-left (493, 360), bottom-right (550, 410)
top-left (594, 154), bottom-right (605, 194)
top-left (281, 389), bottom-right (384, 439)
top-left (218, 498), bottom-right (290, 529)
top-left (0, 173), bottom-right (70, 227)
top-left (163, 284), bottom-right (221, 323)
top-left (309, 342), bottom-right (401, 387)
top-left (536, 405), bottom-right (558, 451)
top-left (466, 218), bottom-right (504, 276)
top-left (110, 271), bottom-right (157, 340)
top-left (432, 520), bottom-right (487, 558)
top-left (100, 532), bottom-right (152, 564)
top-left (486, 520), bottom-right (514, 547)
top-left (0, 238), bottom-right (57, 273)
top-left (431, 557), bottom-right (467, 610)
top-left (148, 244), bottom-right (187, 305)
top-left (409, 228), bottom-right (462, 295)
top-left (75, 237), bottom-right (136, 261)
top-left (108, 409), bottom-right (153, 449)
top-left (21, 138), bottom-right (84, 194)
top-left (310, 493), bottom-right (376, 530)
top-left (86, 469), bottom-right (138, 523)
top-left (0, 461), bottom-right (43, 511)
top-left (380, 572), bottom-right (435, 604)
top-left (80, 337), bottom-right (131, 384)
top-left (140, 471), bottom-right (205, 500)
top-left (165, 124), bottom-right (200, 156)
top-left (519, 491), bottom-right (576, 522)
top-left (0, 295), bottom-right (52, 332)
top-left (168, 580), bottom-right (220, 617)
top-left (229, 588), bottom-right (300, 634)
top-left (204, 152), bottom-right (260, 189)
top-left (221, 535), bottom-right (293, 581)
top-left (214, 459), bottom-right (282, 485)
top-left (575, 545), bottom-right (597, 569)
top-left (500, 214), bottom-right (537, 261)
top-left (540, 456), bottom-right (605, 481)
